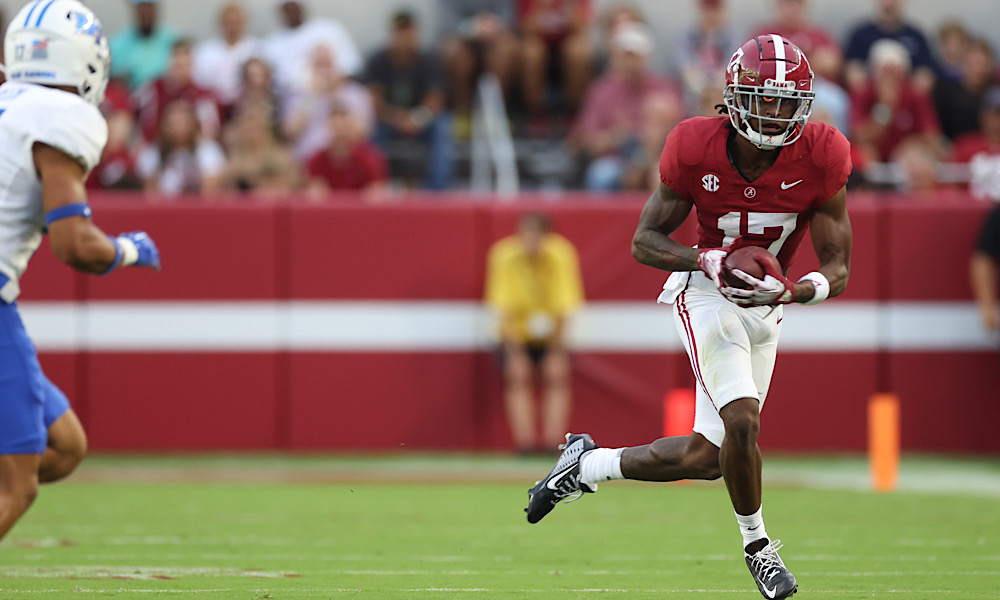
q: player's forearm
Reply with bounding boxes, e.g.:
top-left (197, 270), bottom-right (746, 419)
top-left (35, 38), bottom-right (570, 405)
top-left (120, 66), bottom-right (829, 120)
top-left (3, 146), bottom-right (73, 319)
top-left (50, 221), bottom-right (119, 274)
top-left (970, 252), bottom-right (998, 309)
top-left (819, 260), bottom-right (850, 299)
top-left (809, 223), bottom-right (852, 301)
top-left (807, 188), bottom-right (852, 302)
top-left (631, 229), bottom-right (699, 272)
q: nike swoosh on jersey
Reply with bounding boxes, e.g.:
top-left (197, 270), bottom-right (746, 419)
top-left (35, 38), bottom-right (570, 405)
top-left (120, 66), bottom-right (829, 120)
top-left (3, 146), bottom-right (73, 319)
top-left (780, 179), bottom-right (803, 189)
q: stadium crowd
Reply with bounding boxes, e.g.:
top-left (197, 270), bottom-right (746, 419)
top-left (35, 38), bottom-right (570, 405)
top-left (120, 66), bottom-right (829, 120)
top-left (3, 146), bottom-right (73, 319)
top-left (11, 0), bottom-right (1000, 201)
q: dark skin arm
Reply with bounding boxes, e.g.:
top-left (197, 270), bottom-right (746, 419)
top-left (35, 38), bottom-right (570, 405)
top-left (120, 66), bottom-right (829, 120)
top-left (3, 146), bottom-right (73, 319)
top-left (803, 184), bottom-right (852, 301)
top-left (631, 182), bottom-right (699, 272)
top-left (34, 142), bottom-right (118, 274)
top-left (970, 251), bottom-right (999, 331)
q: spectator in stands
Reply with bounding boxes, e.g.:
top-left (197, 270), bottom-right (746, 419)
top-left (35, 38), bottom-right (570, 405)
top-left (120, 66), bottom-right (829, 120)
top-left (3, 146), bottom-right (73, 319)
top-left (306, 102), bottom-right (389, 203)
top-left (696, 84), bottom-right (725, 117)
top-left (810, 99), bottom-right (870, 187)
top-left (222, 102), bottom-right (300, 198)
top-left (598, 3), bottom-right (644, 57)
top-left (751, 0), bottom-right (850, 133)
top-left (843, 0), bottom-right (938, 93)
top-left (283, 44), bottom-right (374, 162)
top-left (891, 139), bottom-right (942, 193)
top-left (438, 0), bottom-right (520, 140)
top-left (571, 23), bottom-right (680, 191)
top-left (518, 0), bottom-right (595, 130)
top-left (933, 38), bottom-right (998, 141)
top-left (193, 2), bottom-right (262, 124)
top-left (232, 57), bottom-right (283, 134)
top-left (87, 81), bottom-right (142, 190)
top-left (265, 0), bottom-right (363, 97)
top-left (602, 4), bottom-right (644, 37)
top-left (935, 20), bottom-right (972, 83)
top-left (484, 213), bottom-right (584, 456)
top-left (136, 100), bottom-right (226, 197)
top-left (366, 10), bottom-right (453, 190)
top-left (751, 0), bottom-right (842, 79)
top-left (620, 93), bottom-right (683, 191)
top-left (971, 201), bottom-right (1000, 336)
top-left (110, 0), bottom-right (178, 91)
top-left (676, 0), bottom-right (740, 117)
top-left (133, 39), bottom-right (222, 144)
top-left (849, 39), bottom-right (942, 164)
top-left (950, 87), bottom-right (1000, 201)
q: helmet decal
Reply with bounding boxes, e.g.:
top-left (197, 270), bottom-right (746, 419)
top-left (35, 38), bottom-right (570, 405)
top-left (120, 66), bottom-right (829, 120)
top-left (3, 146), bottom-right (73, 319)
top-left (71, 11), bottom-right (103, 45)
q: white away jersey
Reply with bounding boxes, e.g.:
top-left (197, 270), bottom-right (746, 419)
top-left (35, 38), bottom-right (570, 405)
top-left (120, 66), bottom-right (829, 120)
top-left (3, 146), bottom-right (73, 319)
top-left (0, 81), bottom-right (107, 291)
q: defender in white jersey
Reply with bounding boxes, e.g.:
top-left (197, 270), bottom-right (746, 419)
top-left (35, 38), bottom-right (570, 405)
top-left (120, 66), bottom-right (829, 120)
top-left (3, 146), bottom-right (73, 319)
top-left (0, 0), bottom-right (160, 542)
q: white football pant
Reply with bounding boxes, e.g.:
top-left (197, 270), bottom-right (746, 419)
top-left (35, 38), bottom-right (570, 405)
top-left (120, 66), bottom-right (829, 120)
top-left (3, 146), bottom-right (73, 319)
top-left (664, 271), bottom-right (783, 447)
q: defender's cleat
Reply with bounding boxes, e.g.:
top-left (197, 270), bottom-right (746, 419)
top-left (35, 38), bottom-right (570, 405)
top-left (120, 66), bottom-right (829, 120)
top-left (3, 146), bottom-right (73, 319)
top-left (744, 538), bottom-right (798, 599)
top-left (524, 433), bottom-right (598, 524)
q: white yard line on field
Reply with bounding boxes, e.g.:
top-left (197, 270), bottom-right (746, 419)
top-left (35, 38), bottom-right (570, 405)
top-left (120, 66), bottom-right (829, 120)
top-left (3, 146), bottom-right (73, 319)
top-left (0, 587), bottom-right (969, 595)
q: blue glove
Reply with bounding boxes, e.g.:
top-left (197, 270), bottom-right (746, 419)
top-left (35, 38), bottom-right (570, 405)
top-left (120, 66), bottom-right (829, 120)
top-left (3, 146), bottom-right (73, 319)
top-left (120, 231), bottom-right (160, 270)
top-left (98, 231), bottom-right (160, 275)
top-left (106, 231), bottom-right (160, 272)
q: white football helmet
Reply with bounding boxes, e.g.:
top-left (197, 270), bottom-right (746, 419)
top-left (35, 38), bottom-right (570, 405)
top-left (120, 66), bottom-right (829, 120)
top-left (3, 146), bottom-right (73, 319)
top-left (4, 0), bottom-right (111, 105)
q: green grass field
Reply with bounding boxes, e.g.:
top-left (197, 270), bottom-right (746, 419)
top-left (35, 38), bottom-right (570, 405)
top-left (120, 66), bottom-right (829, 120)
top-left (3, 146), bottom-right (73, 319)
top-left (1, 454), bottom-right (998, 599)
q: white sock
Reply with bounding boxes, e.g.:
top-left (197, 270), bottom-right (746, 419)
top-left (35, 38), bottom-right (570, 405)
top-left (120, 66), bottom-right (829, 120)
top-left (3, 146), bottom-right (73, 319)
top-left (736, 506), bottom-right (768, 549)
top-left (579, 447), bottom-right (624, 490)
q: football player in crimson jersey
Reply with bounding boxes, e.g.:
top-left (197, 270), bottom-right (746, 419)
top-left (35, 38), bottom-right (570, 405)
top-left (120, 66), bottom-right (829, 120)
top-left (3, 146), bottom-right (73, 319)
top-left (524, 34), bottom-right (853, 600)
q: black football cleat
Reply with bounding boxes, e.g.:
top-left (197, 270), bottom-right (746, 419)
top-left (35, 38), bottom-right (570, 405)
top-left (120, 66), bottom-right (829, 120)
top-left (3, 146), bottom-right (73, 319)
top-left (524, 433), bottom-right (598, 524)
top-left (744, 538), bottom-right (798, 599)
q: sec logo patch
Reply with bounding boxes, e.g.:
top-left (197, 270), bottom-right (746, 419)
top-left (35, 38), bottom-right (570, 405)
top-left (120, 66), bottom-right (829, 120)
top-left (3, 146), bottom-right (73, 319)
top-left (702, 173), bottom-right (720, 192)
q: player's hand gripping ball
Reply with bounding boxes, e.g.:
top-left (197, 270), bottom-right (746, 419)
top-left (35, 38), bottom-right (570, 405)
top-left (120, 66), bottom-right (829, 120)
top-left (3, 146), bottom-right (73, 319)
top-left (721, 246), bottom-right (796, 306)
top-left (697, 235), bottom-right (744, 287)
top-left (722, 246), bottom-right (779, 289)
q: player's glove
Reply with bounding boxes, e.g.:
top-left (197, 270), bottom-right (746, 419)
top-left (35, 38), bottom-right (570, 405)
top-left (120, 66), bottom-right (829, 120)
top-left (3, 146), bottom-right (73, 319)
top-left (102, 231), bottom-right (161, 274)
top-left (697, 236), bottom-right (743, 288)
top-left (721, 267), bottom-right (795, 306)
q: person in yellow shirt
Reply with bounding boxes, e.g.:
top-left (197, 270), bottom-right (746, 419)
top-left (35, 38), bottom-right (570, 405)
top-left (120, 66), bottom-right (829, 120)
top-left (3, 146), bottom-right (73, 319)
top-left (484, 213), bottom-right (585, 455)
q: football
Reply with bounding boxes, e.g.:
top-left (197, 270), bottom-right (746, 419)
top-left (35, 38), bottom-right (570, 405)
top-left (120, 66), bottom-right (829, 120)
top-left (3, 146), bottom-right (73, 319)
top-left (722, 246), bottom-right (781, 289)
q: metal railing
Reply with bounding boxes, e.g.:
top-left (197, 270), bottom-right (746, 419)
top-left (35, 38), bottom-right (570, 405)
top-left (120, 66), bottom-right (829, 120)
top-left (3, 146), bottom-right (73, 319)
top-left (470, 73), bottom-right (519, 197)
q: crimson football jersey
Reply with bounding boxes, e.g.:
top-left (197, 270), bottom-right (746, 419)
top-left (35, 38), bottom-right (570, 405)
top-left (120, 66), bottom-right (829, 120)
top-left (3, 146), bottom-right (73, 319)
top-left (659, 116), bottom-right (851, 271)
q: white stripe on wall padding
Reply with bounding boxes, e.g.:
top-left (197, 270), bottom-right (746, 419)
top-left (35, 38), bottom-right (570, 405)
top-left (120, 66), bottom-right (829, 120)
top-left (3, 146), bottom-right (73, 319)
top-left (15, 300), bottom-right (997, 353)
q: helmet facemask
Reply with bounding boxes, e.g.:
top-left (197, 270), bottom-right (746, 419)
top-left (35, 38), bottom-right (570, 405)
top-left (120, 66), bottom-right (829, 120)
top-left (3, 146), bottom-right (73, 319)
top-left (725, 82), bottom-right (815, 149)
